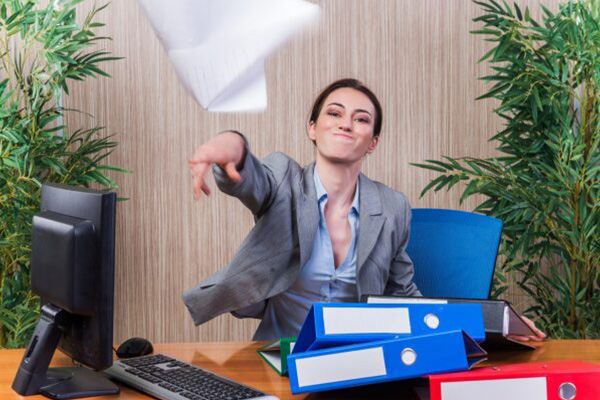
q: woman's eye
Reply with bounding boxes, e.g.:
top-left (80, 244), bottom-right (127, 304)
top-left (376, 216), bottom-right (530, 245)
top-left (327, 111), bottom-right (340, 117)
top-left (356, 117), bottom-right (370, 123)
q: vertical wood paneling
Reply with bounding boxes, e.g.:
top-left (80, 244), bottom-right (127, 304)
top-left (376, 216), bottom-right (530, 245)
top-left (62, 0), bottom-right (560, 343)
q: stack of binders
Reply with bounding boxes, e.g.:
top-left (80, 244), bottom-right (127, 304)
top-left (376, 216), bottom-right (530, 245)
top-left (287, 303), bottom-right (488, 394)
top-left (364, 295), bottom-right (538, 351)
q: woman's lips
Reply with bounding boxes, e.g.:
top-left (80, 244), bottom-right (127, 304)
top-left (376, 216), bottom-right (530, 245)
top-left (333, 133), bottom-right (353, 140)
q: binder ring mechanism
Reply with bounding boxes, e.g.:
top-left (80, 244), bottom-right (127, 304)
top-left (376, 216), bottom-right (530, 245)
top-left (558, 382), bottom-right (577, 400)
top-left (401, 348), bottom-right (417, 366)
top-left (424, 313), bottom-right (440, 329)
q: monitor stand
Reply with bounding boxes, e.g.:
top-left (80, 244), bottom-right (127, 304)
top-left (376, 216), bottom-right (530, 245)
top-left (11, 304), bottom-right (119, 399)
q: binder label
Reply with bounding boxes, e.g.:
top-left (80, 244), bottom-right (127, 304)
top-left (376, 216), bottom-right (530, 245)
top-left (441, 377), bottom-right (547, 400)
top-left (323, 307), bottom-right (411, 334)
top-left (295, 347), bottom-right (386, 387)
top-left (368, 297), bottom-right (448, 305)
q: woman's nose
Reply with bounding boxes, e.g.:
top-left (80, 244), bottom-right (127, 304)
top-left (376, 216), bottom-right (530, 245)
top-left (339, 117), bottom-right (352, 131)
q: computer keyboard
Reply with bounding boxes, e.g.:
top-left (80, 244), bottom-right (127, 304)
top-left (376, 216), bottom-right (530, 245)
top-left (104, 354), bottom-right (278, 400)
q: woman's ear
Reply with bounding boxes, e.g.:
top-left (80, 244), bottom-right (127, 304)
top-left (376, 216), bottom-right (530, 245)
top-left (366, 135), bottom-right (379, 154)
top-left (307, 121), bottom-right (316, 141)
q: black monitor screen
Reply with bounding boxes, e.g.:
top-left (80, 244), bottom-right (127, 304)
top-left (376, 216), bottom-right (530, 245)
top-left (13, 183), bottom-right (119, 399)
top-left (36, 183), bottom-right (116, 370)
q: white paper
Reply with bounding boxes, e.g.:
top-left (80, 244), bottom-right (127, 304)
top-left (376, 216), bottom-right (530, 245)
top-left (441, 377), bottom-right (547, 400)
top-left (137, 0), bottom-right (319, 112)
top-left (323, 307), bottom-right (412, 334)
top-left (260, 351), bottom-right (282, 373)
top-left (295, 347), bottom-right (386, 388)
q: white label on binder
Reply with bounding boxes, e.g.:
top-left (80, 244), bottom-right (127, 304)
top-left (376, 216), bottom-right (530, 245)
top-left (441, 377), bottom-right (547, 400)
top-left (295, 347), bottom-right (386, 387)
top-left (368, 297), bottom-right (448, 305)
top-left (323, 307), bottom-right (411, 334)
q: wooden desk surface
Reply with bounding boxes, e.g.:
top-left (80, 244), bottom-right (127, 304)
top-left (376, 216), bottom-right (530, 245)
top-left (2, 340), bottom-right (600, 400)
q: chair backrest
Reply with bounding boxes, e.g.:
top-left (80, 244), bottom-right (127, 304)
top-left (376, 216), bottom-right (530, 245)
top-left (406, 208), bottom-right (503, 299)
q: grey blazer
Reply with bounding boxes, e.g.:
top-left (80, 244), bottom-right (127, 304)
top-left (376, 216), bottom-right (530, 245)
top-left (182, 147), bottom-right (420, 326)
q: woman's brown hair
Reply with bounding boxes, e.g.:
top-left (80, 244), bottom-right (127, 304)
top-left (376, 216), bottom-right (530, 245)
top-left (308, 78), bottom-right (383, 137)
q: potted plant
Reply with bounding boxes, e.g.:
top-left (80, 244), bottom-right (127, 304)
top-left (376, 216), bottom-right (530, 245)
top-left (414, 0), bottom-right (599, 338)
top-left (0, 0), bottom-right (125, 348)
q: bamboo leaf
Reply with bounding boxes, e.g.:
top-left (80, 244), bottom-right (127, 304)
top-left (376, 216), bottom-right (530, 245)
top-left (0, 0), bottom-right (125, 348)
top-left (415, 0), bottom-right (600, 339)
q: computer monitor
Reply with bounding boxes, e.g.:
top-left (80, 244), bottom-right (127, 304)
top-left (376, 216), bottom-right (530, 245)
top-left (12, 183), bottom-right (119, 399)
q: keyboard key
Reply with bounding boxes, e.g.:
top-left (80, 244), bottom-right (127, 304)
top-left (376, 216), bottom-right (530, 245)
top-left (124, 368), bottom-right (139, 375)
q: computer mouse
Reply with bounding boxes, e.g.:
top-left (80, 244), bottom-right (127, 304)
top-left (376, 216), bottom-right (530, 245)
top-left (116, 337), bottom-right (154, 359)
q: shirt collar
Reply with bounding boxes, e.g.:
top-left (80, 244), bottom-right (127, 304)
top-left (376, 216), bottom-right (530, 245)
top-left (313, 167), bottom-right (360, 215)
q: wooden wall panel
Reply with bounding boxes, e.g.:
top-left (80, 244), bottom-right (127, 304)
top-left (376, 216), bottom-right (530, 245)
top-left (62, 0), bottom-right (560, 343)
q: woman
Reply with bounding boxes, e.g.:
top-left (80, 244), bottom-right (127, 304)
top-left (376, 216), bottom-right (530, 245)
top-left (185, 78), bottom-right (545, 342)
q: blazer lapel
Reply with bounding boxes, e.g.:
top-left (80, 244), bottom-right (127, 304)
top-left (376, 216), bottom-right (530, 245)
top-left (296, 163), bottom-right (320, 268)
top-left (357, 174), bottom-right (385, 274)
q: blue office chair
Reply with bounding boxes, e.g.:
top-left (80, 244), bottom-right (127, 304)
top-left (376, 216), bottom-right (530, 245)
top-left (406, 208), bottom-right (503, 299)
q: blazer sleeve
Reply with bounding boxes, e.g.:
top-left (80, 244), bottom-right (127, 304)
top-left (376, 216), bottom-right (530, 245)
top-left (384, 195), bottom-right (422, 297)
top-left (212, 134), bottom-right (290, 216)
top-left (230, 301), bottom-right (267, 320)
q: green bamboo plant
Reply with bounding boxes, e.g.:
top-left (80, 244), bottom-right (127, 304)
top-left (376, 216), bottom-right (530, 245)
top-left (0, 0), bottom-right (125, 348)
top-left (414, 0), bottom-right (599, 339)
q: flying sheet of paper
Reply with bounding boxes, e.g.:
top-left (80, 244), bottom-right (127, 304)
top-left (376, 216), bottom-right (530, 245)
top-left (137, 0), bottom-right (319, 112)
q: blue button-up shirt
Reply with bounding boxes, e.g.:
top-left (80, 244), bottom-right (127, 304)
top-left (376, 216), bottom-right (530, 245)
top-left (254, 168), bottom-right (360, 340)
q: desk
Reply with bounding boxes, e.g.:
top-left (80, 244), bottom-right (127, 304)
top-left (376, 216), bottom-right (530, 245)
top-left (2, 341), bottom-right (600, 399)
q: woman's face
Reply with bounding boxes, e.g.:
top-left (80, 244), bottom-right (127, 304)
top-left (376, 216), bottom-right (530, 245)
top-left (308, 87), bottom-right (379, 165)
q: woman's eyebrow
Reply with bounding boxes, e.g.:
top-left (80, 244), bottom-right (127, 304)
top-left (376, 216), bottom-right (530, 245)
top-left (326, 102), bottom-right (372, 116)
top-left (354, 109), bottom-right (372, 116)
